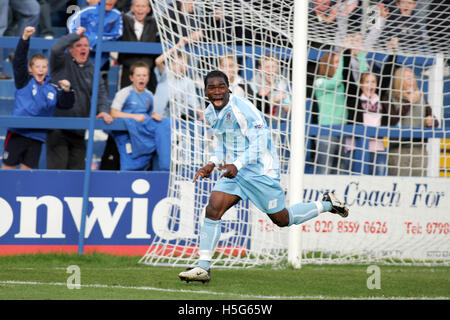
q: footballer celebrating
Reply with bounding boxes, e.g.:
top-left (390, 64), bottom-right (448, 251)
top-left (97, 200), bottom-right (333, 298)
top-left (178, 70), bottom-right (350, 283)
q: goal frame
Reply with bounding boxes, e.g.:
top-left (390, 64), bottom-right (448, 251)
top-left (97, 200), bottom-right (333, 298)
top-left (140, 0), bottom-right (450, 268)
top-left (287, 0), bottom-right (309, 269)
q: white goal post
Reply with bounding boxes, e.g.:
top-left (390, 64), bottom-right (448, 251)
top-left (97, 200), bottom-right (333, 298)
top-left (140, 0), bottom-right (450, 268)
top-left (288, 0), bottom-right (309, 268)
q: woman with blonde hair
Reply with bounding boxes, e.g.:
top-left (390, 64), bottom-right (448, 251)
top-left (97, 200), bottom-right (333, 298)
top-left (386, 67), bottom-right (439, 176)
top-left (250, 54), bottom-right (291, 122)
top-left (218, 54), bottom-right (248, 98)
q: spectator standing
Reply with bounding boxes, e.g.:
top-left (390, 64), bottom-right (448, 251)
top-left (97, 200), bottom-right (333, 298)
top-left (38, 0), bottom-right (70, 39)
top-left (100, 0), bottom-right (159, 170)
top-left (47, 26), bottom-right (112, 170)
top-left (375, 0), bottom-right (429, 53)
top-left (312, 51), bottom-right (348, 174)
top-left (428, 0), bottom-right (450, 56)
top-left (0, 0), bottom-right (12, 79)
top-left (328, 0), bottom-right (362, 40)
top-left (363, 3), bottom-right (399, 97)
top-left (115, 0), bottom-right (132, 13)
top-left (422, 0), bottom-right (450, 77)
top-left (339, 33), bottom-right (369, 172)
top-left (355, 72), bottom-right (390, 176)
top-left (164, 0), bottom-right (199, 43)
top-left (2, 0), bottom-right (40, 78)
top-left (67, 0), bottom-right (123, 69)
top-left (341, 34), bottom-right (369, 122)
top-left (110, 61), bottom-right (171, 171)
top-left (4, 0), bottom-right (40, 38)
top-left (153, 31), bottom-right (203, 119)
top-left (386, 66), bottom-right (439, 176)
top-left (307, 0), bottom-right (359, 125)
top-left (204, 3), bottom-right (239, 46)
top-left (2, 26), bottom-right (74, 169)
top-left (306, 0), bottom-right (360, 83)
top-left (307, 0), bottom-right (336, 99)
top-left (118, 0), bottom-right (159, 92)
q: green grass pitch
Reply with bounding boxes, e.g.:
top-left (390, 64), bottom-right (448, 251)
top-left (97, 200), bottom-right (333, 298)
top-left (0, 253), bottom-right (448, 300)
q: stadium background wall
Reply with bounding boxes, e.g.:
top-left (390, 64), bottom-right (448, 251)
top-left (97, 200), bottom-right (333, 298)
top-left (0, 170), bottom-right (448, 260)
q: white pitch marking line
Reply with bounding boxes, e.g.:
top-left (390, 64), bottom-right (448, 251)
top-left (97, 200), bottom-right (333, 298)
top-left (0, 280), bottom-right (448, 300)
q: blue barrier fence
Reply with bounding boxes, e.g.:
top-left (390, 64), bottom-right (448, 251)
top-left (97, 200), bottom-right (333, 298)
top-left (79, 1), bottom-right (106, 255)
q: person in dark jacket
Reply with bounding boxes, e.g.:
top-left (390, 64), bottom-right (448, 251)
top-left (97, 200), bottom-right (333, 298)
top-left (2, 26), bottom-right (74, 170)
top-left (46, 26), bottom-right (113, 170)
top-left (376, 0), bottom-right (429, 52)
top-left (118, 0), bottom-right (159, 92)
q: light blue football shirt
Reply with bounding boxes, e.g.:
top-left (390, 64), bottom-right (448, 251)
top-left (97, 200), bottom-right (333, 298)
top-left (204, 94), bottom-right (280, 179)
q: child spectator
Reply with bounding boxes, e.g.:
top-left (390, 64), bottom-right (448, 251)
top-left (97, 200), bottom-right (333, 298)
top-left (110, 61), bottom-right (171, 171)
top-left (337, 33), bottom-right (370, 173)
top-left (218, 54), bottom-right (249, 98)
top-left (153, 31), bottom-right (203, 119)
top-left (2, 26), bottom-right (74, 170)
top-left (355, 72), bottom-right (390, 176)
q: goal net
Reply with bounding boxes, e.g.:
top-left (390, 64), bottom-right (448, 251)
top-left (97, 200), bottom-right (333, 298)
top-left (140, 0), bottom-right (450, 267)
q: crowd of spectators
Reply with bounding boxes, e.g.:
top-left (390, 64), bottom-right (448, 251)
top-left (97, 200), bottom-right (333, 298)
top-left (307, 0), bottom-right (443, 177)
top-left (0, 0), bottom-right (448, 176)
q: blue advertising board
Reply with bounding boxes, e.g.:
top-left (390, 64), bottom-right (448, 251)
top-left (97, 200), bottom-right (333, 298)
top-left (0, 170), bottom-right (169, 255)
